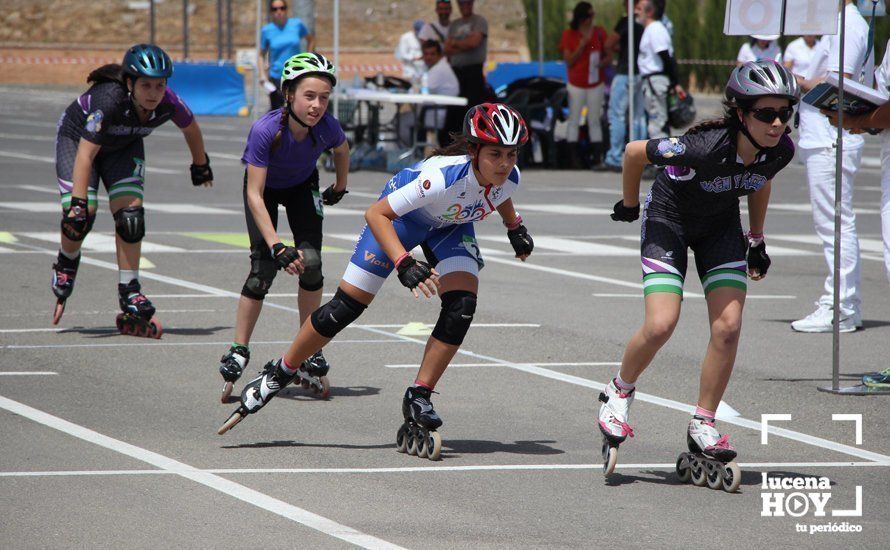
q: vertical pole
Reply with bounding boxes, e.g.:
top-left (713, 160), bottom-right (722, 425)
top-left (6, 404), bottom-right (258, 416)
top-left (217, 0), bottom-right (224, 61)
top-left (831, 1), bottom-right (847, 391)
top-left (537, 0), bottom-right (544, 75)
top-left (254, 0), bottom-right (262, 120)
top-left (182, 0), bottom-right (190, 60)
top-left (334, 0), bottom-right (340, 118)
top-left (226, 0), bottom-right (234, 60)
top-left (627, 0), bottom-right (635, 141)
top-left (149, 0), bottom-right (156, 44)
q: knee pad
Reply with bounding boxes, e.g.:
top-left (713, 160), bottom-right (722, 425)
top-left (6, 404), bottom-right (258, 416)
top-left (298, 242), bottom-right (324, 291)
top-left (61, 212), bottom-right (97, 242)
top-left (431, 290), bottom-right (476, 346)
top-left (310, 288), bottom-right (367, 338)
top-left (241, 258), bottom-right (277, 300)
top-left (113, 206), bottom-right (145, 243)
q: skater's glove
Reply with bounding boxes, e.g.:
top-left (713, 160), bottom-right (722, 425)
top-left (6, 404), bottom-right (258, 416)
top-left (746, 234), bottom-right (770, 280)
top-left (396, 255), bottom-right (435, 293)
top-left (272, 243), bottom-right (303, 274)
top-left (190, 153), bottom-right (213, 187)
top-left (610, 199), bottom-right (640, 222)
top-left (505, 217), bottom-right (533, 259)
top-left (61, 196), bottom-right (90, 241)
top-left (321, 183), bottom-right (348, 205)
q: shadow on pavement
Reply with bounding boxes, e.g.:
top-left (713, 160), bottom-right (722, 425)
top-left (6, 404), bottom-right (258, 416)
top-left (442, 439), bottom-right (564, 456)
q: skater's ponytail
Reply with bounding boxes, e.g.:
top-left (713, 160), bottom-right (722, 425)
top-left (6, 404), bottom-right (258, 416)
top-left (684, 98), bottom-right (753, 136)
top-left (87, 64), bottom-right (125, 86)
top-left (270, 104), bottom-right (290, 155)
top-left (429, 133), bottom-right (471, 158)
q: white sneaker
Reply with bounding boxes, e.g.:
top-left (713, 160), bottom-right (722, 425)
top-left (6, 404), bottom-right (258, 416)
top-left (791, 303), bottom-right (857, 333)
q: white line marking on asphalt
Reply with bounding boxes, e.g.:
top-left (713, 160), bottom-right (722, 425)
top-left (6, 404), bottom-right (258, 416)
top-left (0, 372), bottom-right (57, 376)
top-left (592, 293), bottom-right (798, 299)
top-left (0, 150), bottom-right (180, 174)
top-left (1, 461), bottom-right (887, 478)
top-left (385, 362), bottom-right (619, 368)
top-left (0, 395), bottom-right (404, 550)
top-left (22, 232), bottom-right (185, 252)
top-left (521, 204), bottom-right (612, 215)
top-left (478, 235), bottom-right (637, 256)
top-left (0, 339), bottom-right (407, 350)
top-left (17, 241), bottom-right (889, 463)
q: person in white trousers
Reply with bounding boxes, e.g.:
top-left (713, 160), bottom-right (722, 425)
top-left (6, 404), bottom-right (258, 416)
top-left (791, 0), bottom-right (873, 333)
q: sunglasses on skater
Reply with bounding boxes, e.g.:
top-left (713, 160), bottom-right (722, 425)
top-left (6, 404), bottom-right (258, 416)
top-left (748, 106), bottom-right (794, 124)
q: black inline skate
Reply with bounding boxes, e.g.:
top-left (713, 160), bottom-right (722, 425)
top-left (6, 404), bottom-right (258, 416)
top-left (218, 358), bottom-right (297, 435)
top-left (675, 417), bottom-right (741, 493)
top-left (116, 279), bottom-right (162, 338)
top-left (51, 251), bottom-right (80, 325)
top-left (396, 386), bottom-right (443, 461)
top-left (294, 350), bottom-right (331, 398)
top-left (219, 345), bottom-right (250, 403)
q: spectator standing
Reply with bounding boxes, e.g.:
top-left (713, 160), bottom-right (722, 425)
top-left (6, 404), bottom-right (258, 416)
top-left (559, 2), bottom-right (610, 169)
top-left (604, 0), bottom-right (646, 171)
top-left (791, 0), bottom-right (874, 333)
top-left (419, 0), bottom-right (453, 47)
top-left (396, 20), bottom-right (427, 81)
top-left (636, 0), bottom-right (684, 140)
top-left (736, 35), bottom-right (782, 66)
top-left (445, 0), bottom-right (489, 109)
top-left (784, 35), bottom-right (820, 77)
top-left (420, 40), bottom-right (460, 145)
top-left (259, 0), bottom-right (314, 111)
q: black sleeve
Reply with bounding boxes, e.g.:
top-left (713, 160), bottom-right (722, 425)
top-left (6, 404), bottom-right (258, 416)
top-left (657, 50), bottom-right (677, 87)
top-left (645, 133), bottom-right (709, 167)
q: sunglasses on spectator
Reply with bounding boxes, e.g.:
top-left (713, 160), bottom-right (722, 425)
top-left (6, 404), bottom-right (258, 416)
top-left (271, 5), bottom-right (286, 12)
top-left (749, 106), bottom-right (794, 124)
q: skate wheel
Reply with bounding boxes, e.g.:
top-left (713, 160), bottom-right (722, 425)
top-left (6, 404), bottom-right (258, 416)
top-left (722, 461), bottom-right (741, 493)
top-left (603, 444), bottom-right (618, 476)
top-left (417, 429), bottom-right (430, 459)
top-left (424, 430), bottom-right (442, 461)
top-left (301, 379), bottom-right (311, 389)
top-left (217, 410), bottom-right (245, 435)
top-left (406, 426), bottom-right (419, 456)
top-left (691, 462), bottom-right (708, 487)
top-left (706, 465), bottom-right (723, 490)
top-left (313, 376), bottom-right (331, 399)
top-left (148, 317), bottom-right (163, 339)
top-left (396, 423), bottom-right (410, 453)
top-left (115, 314), bottom-right (127, 334)
top-left (221, 381), bottom-right (234, 404)
top-left (52, 300), bottom-right (66, 325)
top-left (675, 455), bottom-right (691, 483)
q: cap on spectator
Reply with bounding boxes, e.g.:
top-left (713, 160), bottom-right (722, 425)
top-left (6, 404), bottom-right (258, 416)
top-left (436, 0), bottom-right (451, 5)
top-left (751, 34), bottom-right (779, 41)
top-left (413, 19), bottom-right (425, 33)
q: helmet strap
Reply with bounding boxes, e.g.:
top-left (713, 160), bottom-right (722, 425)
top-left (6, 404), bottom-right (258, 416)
top-left (738, 122), bottom-right (768, 152)
top-left (287, 103), bottom-right (311, 128)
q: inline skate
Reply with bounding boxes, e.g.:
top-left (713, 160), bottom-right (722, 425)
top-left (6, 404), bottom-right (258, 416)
top-left (293, 350), bottom-right (331, 398)
top-left (396, 386), bottom-right (443, 460)
top-left (51, 252), bottom-right (80, 324)
top-left (218, 358), bottom-right (296, 434)
top-left (675, 417), bottom-right (741, 493)
top-left (597, 379), bottom-right (635, 476)
top-left (219, 345), bottom-right (250, 403)
top-left (116, 279), bottom-right (162, 338)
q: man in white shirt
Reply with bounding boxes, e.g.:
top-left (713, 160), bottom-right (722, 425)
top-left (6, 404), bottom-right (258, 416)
top-left (792, 0), bottom-right (874, 333)
top-left (420, 40), bottom-right (459, 130)
top-left (419, 0), bottom-right (452, 47)
top-left (784, 35), bottom-right (819, 77)
top-left (635, 0), bottom-right (684, 139)
top-left (736, 35), bottom-right (782, 66)
top-left (395, 20), bottom-right (426, 80)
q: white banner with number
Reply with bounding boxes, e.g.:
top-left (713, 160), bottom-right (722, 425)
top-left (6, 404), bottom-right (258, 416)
top-left (724, 0), bottom-right (840, 36)
top-left (784, 0), bottom-right (840, 35)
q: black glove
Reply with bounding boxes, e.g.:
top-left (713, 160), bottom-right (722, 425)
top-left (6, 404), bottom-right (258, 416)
top-left (507, 224), bottom-right (534, 257)
top-left (271, 242), bottom-right (301, 270)
top-left (611, 200), bottom-right (640, 222)
top-left (747, 240), bottom-right (771, 277)
top-left (190, 153), bottom-right (213, 186)
top-left (396, 255), bottom-right (433, 291)
top-left (61, 197), bottom-right (89, 241)
top-left (322, 184), bottom-right (348, 205)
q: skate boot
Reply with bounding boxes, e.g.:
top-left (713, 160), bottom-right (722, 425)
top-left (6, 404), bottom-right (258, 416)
top-left (219, 345), bottom-right (250, 403)
top-left (294, 350), bottom-right (331, 398)
top-left (597, 379), bottom-right (635, 476)
top-left (51, 252), bottom-right (80, 325)
top-left (675, 417), bottom-right (741, 492)
top-left (862, 368), bottom-right (890, 388)
top-left (217, 358), bottom-right (297, 434)
top-left (116, 279), bottom-right (162, 338)
top-left (396, 386), bottom-right (443, 460)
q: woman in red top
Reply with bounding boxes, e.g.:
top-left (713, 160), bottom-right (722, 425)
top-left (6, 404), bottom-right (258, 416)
top-left (559, 1), bottom-right (610, 168)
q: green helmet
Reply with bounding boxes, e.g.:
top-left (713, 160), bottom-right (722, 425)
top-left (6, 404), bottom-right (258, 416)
top-left (281, 53), bottom-right (337, 88)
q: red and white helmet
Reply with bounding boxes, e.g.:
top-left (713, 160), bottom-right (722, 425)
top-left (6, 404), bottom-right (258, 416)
top-left (463, 103), bottom-right (529, 147)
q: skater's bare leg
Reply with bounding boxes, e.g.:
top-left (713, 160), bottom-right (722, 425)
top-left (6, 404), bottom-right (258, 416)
top-left (298, 287), bottom-right (322, 326)
top-left (618, 293), bottom-right (682, 383)
top-left (696, 288), bottom-right (745, 412)
top-left (233, 295), bottom-right (263, 345)
top-left (414, 271), bottom-right (478, 388)
top-left (283, 281), bottom-right (374, 367)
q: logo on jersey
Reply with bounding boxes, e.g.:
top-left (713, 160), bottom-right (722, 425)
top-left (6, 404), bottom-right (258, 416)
top-left (656, 138), bottom-right (685, 158)
top-left (363, 250), bottom-right (392, 270)
top-left (422, 179), bottom-right (431, 190)
top-left (85, 110), bottom-right (104, 133)
top-left (489, 186), bottom-right (503, 201)
top-left (700, 172), bottom-right (768, 194)
top-left (442, 199), bottom-right (490, 222)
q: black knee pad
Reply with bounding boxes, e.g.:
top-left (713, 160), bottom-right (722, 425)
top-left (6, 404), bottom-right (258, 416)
top-left (431, 290), bottom-right (476, 346)
top-left (310, 288), bottom-right (367, 338)
top-left (113, 206), bottom-right (145, 243)
top-left (298, 242), bottom-right (324, 291)
top-left (241, 258), bottom-right (277, 300)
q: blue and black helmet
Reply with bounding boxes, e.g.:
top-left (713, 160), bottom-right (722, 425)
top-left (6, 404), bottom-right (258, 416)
top-left (122, 44), bottom-right (173, 79)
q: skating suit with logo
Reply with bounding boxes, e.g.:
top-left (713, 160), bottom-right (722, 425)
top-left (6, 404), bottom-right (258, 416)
top-left (382, 155), bottom-right (521, 228)
top-left (644, 127), bottom-right (793, 219)
top-left (57, 82), bottom-right (194, 153)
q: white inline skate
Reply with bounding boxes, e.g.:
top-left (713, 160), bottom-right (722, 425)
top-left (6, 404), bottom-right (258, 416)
top-left (597, 379), bottom-right (635, 476)
top-left (675, 417), bottom-right (741, 493)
